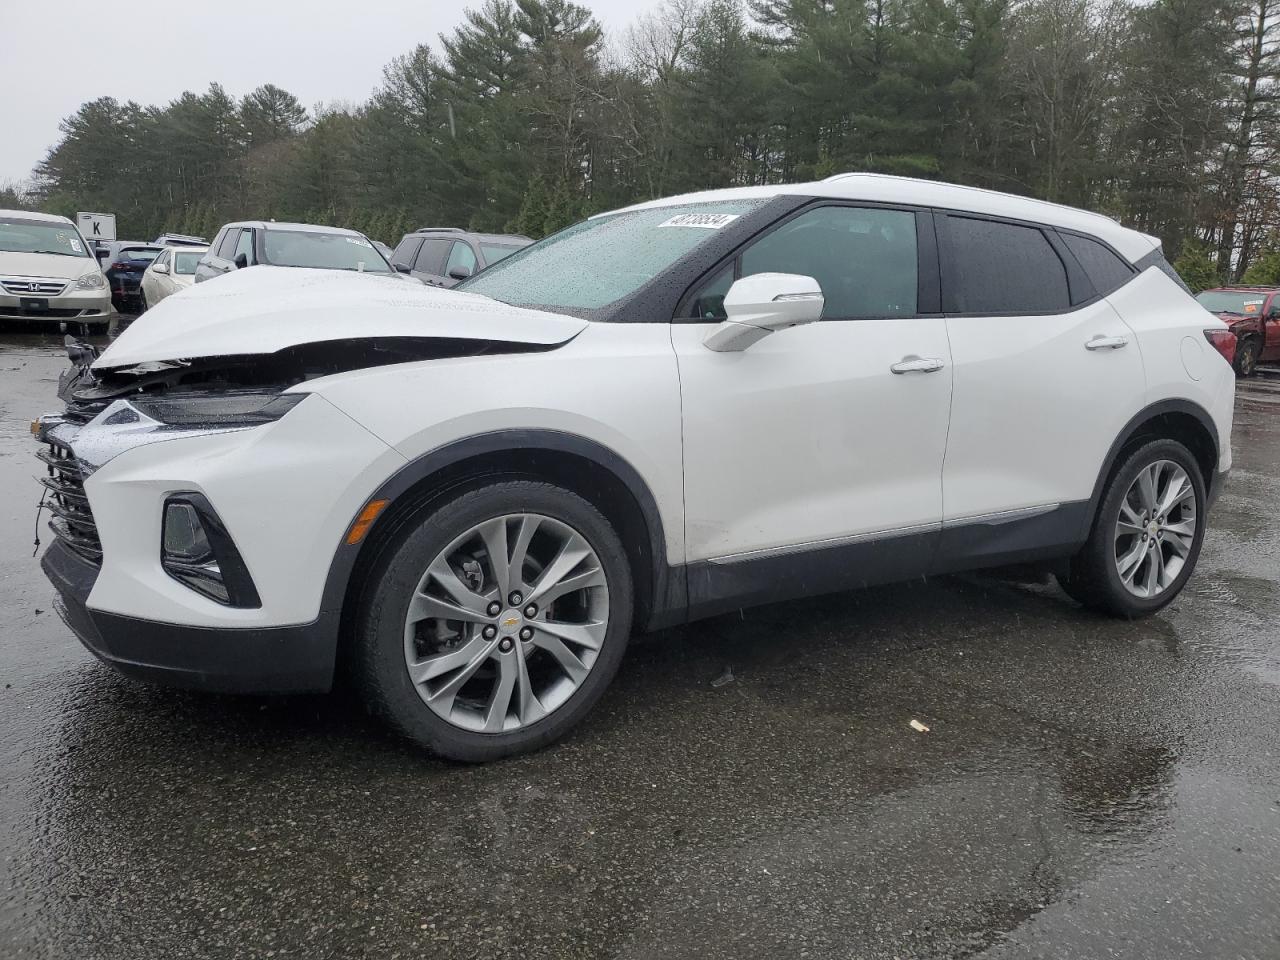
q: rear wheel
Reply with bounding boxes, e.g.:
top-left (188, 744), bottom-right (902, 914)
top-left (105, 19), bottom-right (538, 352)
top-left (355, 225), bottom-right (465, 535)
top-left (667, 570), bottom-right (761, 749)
top-left (1234, 336), bottom-right (1261, 377)
top-left (1058, 439), bottom-right (1206, 618)
top-left (355, 479), bottom-right (633, 761)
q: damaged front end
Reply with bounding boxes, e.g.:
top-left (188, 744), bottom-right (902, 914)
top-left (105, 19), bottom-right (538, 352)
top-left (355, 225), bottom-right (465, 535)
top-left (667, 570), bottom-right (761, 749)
top-left (35, 332), bottom-right (568, 571)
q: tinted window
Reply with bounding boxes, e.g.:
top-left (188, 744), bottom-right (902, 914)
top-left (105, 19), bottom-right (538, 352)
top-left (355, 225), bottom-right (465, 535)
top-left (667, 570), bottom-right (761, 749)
top-left (234, 229), bottom-right (255, 264)
top-left (1062, 233), bottom-right (1134, 296)
top-left (446, 241), bottom-right (478, 277)
top-left (392, 237), bottom-right (422, 270)
top-left (685, 206), bottom-right (918, 320)
top-left (943, 217), bottom-right (1068, 313)
top-left (119, 246), bottom-right (162, 263)
top-left (153, 249), bottom-right (170, 266)
top-left (414, 238), bottom-right (452, 274)
top-left (216, 229), bottom-right (240, 260)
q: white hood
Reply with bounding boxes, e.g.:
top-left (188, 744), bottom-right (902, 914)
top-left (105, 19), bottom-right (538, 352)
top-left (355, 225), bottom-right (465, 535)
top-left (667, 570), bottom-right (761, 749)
top-left (2, 251), bottom-right (101, 281)
top-left (93, 266), bottom-right (587, 370)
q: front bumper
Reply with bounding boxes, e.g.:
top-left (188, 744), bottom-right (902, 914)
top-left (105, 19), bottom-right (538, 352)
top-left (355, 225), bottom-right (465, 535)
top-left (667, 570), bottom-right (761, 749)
top-left (0, 285), bottom-right (110, 321)
top-left (43, 537), bottom-right (336, 693)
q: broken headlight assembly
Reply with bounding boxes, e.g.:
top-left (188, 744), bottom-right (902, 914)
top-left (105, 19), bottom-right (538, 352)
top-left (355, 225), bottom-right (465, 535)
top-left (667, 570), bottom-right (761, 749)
top-left (161, 493), bottom-right (261, 607)
top-left (129, 391), bottom-right (305, 428)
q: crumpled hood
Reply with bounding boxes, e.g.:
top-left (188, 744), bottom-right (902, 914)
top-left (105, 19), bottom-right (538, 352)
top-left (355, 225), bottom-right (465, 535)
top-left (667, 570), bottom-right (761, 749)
top-left (93, 266), bottom-right (587, 370)
top-left (2, 251), bottom-right (100, 281)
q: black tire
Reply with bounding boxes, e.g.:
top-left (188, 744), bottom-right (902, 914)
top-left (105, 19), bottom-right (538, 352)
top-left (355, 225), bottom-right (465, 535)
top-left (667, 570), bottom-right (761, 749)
top-left (137, 289), bottom-right (147, 313)
top-left (354, 479), bottom-right (633, 761)
top-left (1234, 336), bottom-right (1261, 377)
top-left (1058, 438), bottom-right (1207, 618)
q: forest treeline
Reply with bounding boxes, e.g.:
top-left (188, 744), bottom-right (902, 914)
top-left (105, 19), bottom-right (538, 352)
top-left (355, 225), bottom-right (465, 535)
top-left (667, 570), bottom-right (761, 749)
top-left (7, 0), bottom-right (1280, 289)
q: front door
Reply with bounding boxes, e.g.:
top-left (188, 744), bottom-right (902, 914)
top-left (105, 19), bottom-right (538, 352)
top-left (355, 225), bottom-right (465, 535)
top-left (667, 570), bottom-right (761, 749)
top-left (671, 204), bottom-right (953, 612)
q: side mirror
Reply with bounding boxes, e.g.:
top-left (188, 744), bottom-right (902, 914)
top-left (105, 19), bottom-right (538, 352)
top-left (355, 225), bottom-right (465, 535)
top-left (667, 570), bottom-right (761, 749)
top-left (153, 262), bottom-right (169, 275)
top-left (395, 263), bottom-right (411, 274)
top-left (234, 253), bottom-right (249, 269)
top-left (703, 273), bottom-right (824, 352)
top-left (448, 265), bottom-right (473, 281)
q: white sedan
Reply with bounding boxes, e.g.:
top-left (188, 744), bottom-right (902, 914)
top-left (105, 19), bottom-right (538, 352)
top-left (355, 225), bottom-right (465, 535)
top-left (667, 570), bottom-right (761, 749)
top-left (138, 245), bottom-right (208, 310)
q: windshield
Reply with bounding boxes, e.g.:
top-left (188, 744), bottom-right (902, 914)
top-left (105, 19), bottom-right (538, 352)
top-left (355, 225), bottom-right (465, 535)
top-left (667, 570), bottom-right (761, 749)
top-left (0, 217), bottom-right (88, 257)
top-left (460, 200), bottom-right (763, 312)
top-left (118, 247), bottom-right (162, 263)
top-left (480, 242), bottom-right (524, 264)
top-left (1196, 290), bottom-right (1269, 315)
top-left (260, 230), bottom-right (392, 273)
top-left (173, 251), bottom-right (203, 275)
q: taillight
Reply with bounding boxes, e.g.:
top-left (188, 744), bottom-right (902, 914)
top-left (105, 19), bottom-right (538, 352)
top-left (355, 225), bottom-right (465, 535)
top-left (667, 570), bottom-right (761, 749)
top-left (1204, 328), bottom-right (1237, 365)
top-left (108, 262), bottom-right (127, 271)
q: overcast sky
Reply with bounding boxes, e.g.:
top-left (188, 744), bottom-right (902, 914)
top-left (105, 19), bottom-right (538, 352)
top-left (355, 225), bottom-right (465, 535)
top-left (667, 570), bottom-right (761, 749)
top-left (1, 0), bottom-right (656, 185)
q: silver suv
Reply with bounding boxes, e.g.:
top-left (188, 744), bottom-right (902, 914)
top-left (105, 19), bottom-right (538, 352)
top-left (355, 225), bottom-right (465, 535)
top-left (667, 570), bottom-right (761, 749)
top-left (390, 227), bottom-right (530, 287)
top-left (195, 221), bottom-right (393, 283)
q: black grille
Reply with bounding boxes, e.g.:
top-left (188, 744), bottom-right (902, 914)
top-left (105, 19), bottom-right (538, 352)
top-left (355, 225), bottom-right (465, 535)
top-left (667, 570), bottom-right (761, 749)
top-left (40, 440), bottom-right (101, 563)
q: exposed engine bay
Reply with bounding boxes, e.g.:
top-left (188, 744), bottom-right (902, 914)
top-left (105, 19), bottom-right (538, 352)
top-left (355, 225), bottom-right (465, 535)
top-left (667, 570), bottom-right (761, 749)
top-left (57, 335), bottom-right (558, 423)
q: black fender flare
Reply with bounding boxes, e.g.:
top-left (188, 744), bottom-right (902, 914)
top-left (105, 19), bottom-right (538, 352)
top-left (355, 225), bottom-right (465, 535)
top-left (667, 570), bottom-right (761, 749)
top-left (1080, 398), bottom-right (1220, 541)
top-left (317, 428), bottom-right (684, 636)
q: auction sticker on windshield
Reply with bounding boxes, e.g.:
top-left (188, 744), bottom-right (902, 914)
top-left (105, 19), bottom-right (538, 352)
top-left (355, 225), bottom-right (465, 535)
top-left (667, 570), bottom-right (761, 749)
top-left (658, 213), bottom-right (740, 229)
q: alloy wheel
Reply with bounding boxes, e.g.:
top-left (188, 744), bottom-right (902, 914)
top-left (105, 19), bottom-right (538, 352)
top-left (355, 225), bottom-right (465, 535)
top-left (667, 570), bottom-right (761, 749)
top-left (402, 513), bottom-right (610, 733)
top-left (1113, 459), bottom-right (1198, 599)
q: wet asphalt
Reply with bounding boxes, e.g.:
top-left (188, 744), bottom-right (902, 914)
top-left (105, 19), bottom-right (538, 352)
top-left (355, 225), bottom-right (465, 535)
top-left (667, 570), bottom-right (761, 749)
top-left (1, 318), bottom-right (1279, 960)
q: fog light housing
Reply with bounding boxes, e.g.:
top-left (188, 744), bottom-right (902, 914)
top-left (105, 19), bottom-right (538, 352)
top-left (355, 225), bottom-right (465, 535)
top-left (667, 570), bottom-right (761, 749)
top-left (161, 494), bottom-right (261, 607)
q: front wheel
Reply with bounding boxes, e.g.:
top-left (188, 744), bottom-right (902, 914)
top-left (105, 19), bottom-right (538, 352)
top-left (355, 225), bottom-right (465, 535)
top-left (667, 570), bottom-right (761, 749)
top-left (355, 479), bottom-right (633, 761)
top-left (1235, 336), bottom-right (1261, 377)
top-left (1058, 439), bottom-right (1207, 618)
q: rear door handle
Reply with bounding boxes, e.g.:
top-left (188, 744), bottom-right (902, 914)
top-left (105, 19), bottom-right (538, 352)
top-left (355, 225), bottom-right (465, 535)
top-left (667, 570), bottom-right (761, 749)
top-left (890, 355), bottom-right (945, 374)
top-left (1085, 334), bottom-right (1128, 351)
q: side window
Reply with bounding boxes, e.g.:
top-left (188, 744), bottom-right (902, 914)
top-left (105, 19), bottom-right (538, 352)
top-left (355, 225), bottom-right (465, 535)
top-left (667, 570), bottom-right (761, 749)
top-left (216, 228), bottom-right (240, 260)
top-left (445, 241), bottom-right (478, 277)
top-left (392, 237), bottom-right (422, 270)
top-left (414, 238), bottom-right (452, 274)
top-left (154, 249), bottom-right (170, 267)
top-left (942, 216), bottom-right (1068, 313)
top-left (234, 229), bottom-right (255, 264)
top-left (1061, 233), bottom-right (1135, 297)
top-left (684, 206), bottom-right (919, 320)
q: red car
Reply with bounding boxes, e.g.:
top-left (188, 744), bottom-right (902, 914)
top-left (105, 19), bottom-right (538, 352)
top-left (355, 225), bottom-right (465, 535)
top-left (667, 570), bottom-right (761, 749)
top-left (1195, 285), bottom-right (1280, 376)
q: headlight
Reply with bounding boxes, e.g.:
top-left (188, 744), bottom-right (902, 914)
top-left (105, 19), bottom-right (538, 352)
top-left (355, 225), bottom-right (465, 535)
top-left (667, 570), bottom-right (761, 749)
top-left (162, 493), bottom-right (260, 607)
top-left (76, 272), bottom-right (105, 290)
top-left (130, 391), bottom-right (305, 427)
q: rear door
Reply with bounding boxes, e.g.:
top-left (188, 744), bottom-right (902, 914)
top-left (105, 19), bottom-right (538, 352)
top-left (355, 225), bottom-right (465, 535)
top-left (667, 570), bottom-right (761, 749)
top-left (936, 214), bottom-right (1144, 564)
top-left (1265, 294), bottom-right (1280, 361)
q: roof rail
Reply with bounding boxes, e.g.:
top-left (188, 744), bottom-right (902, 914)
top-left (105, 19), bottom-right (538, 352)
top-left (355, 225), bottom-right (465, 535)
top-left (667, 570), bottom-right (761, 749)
top-left (415, 226), bottom-right (465, 233)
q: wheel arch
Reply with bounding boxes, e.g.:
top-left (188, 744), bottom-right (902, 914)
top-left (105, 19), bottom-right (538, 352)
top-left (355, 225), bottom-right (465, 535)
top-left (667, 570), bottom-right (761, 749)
top-left (1082, 399), bottom-right (1219, 540)
top-left (319, 430), bottom-right (685, 662)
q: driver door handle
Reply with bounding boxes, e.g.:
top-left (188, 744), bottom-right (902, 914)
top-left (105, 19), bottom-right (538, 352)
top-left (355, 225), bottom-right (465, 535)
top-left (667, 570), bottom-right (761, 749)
top-left (1085, 334), bottom-right (1128, 351)
top-left (890, 355), bottom-right (945, 374)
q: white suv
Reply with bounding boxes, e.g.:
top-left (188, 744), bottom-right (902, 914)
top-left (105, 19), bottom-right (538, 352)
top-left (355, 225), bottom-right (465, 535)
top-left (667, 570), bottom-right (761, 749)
top-left (36, 174), bottom-right (1235, 761)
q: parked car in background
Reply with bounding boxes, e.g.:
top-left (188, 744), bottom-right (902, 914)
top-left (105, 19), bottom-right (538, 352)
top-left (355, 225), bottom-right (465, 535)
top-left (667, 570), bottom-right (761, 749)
top-left (38, 174), bottom-right (1234, 762)
top-left (138, 245), bottom-right (208, 310)
top-left (390, 227), bottom-right (531, 287)
top-left (101, 243), bottom-right (164, 312)
top-left (195, 221), bottom-right (393, 283)
top-left (372, 240), bottom-right (394, 262)
top-left (1195, 285), bottom-right (1280, 376)
top-left (153, 233), bottom-right (207, 247)
top-left (0, 209), bottom-right (110, 330)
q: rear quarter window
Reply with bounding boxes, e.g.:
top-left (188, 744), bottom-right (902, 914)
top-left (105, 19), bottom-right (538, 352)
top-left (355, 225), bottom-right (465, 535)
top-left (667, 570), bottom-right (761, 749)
top-left (1061, 233), bottom-right (1135, 296)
